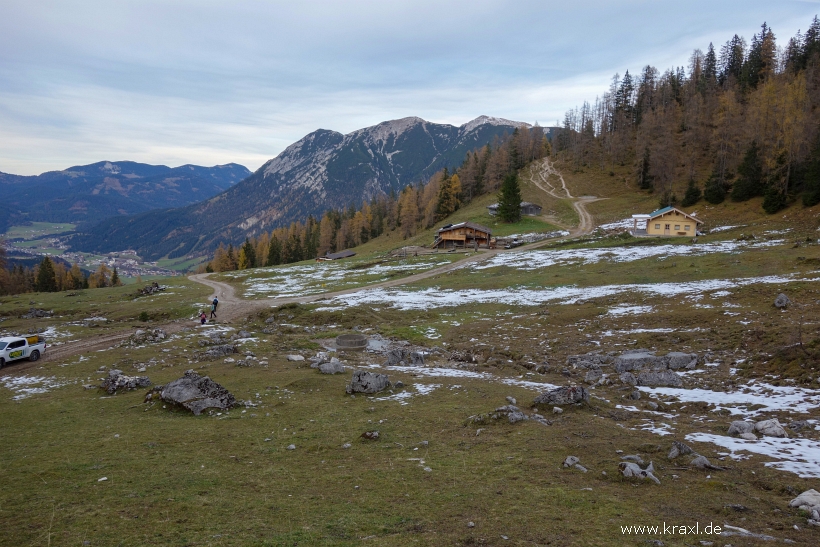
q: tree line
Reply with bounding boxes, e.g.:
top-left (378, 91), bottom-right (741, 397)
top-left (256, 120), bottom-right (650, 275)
top-left (0, 246), bottom-right (122, 296)
top-left (205, 127), bottom-right (550, 272)
top-left (555, 16), bottom-right (820, 212)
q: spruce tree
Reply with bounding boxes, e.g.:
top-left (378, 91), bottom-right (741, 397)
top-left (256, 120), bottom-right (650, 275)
top-left (496, 173), bottom-right (522, 223)
top-left (267, 235), bottom-right (282, 265)
top-left (731, 142), bottom-right (764, 201)
top-left (241, 238), bottom-right (256, 268)
top-left (703, 170), bottom-right (727, 204)
top-left (681, 179), bottom-right (702, 207)
top-left (35, 256), bottom-right (58, 292)
top-left (111, 267), bottom-right (121, 286)
top-left (637, 147), bottom-right (653, 190)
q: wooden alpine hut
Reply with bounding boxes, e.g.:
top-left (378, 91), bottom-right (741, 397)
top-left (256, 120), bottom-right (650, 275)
top-left (432, 222), bottom-right (492, 249)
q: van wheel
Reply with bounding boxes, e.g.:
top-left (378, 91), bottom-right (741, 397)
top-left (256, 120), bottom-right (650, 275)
top-left (29, 351), bottom-right (40, 362)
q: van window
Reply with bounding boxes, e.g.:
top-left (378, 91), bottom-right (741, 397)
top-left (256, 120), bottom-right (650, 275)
top-left (0, 342), bottom-right (7, 350)
top-left (8, 340), bottom-right (25, 349)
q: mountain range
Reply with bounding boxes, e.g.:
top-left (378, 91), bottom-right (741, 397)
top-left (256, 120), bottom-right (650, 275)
top-left (0, 161), bottom-right (250, 231)
top-left (70, 116), bottom-right (531, 260)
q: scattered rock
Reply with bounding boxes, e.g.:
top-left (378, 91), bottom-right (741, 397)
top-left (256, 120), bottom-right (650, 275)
top-left (149, 369), bottom-right (238, 416)
top-left (789, 489), bottom-right (820, 514)
top-left (495, 405), bottom-right (527, 424)
top-left (318, 359), bottom-right (345, 375)
top-left (235, 330), bottom-right (252, 339)
top-left (286, 444), bottom-right (296, 450)
top-left (755, 418), bottom-right (787, 438)
top-left (621, 454), bottom-right (644, 464)
top-left (566, 352), bottom-right (613, 368)
top-left (574, 464), bottom-right (588, 473)
top-left (467, 522), bottom-right (475, 528)
top-left (619, 461), bottom-right (660, 485)
top-left (647, 402), bottom-right (659, 411)
top-left (361, 431), bottom-right (380, 440)
top-left (532, 385), bottom-right (589, 407)
top-left (287, 355), bottom-right (305, 362)
top-left (665, 352), bottom-right (698, 370)
top-left (739, 432), bottom-right (758, 441)
top-left (667, 441), bottom-right (694, 460)
top-left (126, 328), bottom-right (167, 346)
top-left (394, 381), bottom-right (405, 388)
top-left (613, 351), bottom-right (662, 373)
top-left (789, 420), bottom-right (810, 432)
top-left (346, 370), bottom-right (390, 394)
top-left (630, 390), bottom-right (641, 400)
top-left (774, 293), bottom-right (791, 309)
top-left (309, 352), bottom-right (331, 368)
top-left (563, 456), bottom-right (580, 467)
top-left (386, 348), bottom-right (426, 366)
top-left (727, 420), bottom-right (755, 436)
top-left (100, 369), bottom-right (151, 394)
top-left (342, 443), bottom-right (352, 449)
top-left (690, 455), bottom-right (725, 470)
top-left (20, 308), bottom-right (53, 319)
top-left (198, 344), bottom-right (238, 359)
top-left (552, 406), bottom-right (563, 414)
top-left (506, 396), bottom-right (517, 405)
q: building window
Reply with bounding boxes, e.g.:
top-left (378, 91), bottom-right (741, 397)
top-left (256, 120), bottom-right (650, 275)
top-left (685, 225), bottom-right (690, 231)
top-left (655, 224), bottom-right (660, 229)
top-left (674, 225), bottom-right (680, 230)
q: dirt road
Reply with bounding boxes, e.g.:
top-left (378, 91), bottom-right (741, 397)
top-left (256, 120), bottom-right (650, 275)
top-left (524, 158), bottom-right (603, 236)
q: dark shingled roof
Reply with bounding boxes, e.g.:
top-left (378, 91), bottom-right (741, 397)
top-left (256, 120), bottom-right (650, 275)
top-left (436, 221), bottom-right (492, 235)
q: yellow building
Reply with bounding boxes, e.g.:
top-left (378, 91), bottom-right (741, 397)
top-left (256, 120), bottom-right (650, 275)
top-left (632, 206), bottom-right (703, 237)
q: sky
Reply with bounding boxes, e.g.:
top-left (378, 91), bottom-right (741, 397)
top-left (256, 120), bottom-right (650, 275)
top-left (1, 0), bottom-right (818, 175)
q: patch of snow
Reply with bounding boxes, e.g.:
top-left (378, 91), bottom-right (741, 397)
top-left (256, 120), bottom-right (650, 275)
top-left (686, 433), bottom-right (820, 478)
top-left (470, 238), bottom-right (784, 271)
top-left (597, 219), bottom-right (636, 231)
top-left (608, 305), bottom-right (654, 316)
top-left (0, 375), bottom-right (71, 400)
top-left (315, 273), bottom-right (820, 311)
top-left (709, 225), bottom-right (741, 233)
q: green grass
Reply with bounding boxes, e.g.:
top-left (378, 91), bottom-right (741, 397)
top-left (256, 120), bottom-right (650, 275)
top-left (156, 255), bottom-right (210, 273)
top-left (4, 222), bottom-right (76, 240)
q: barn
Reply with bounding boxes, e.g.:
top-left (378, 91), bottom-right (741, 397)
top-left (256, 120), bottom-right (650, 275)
top-left (432, 222), bottom-right (492, 249)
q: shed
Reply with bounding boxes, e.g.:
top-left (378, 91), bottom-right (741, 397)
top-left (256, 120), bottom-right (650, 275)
top-left (432, 222), bottom-right (492, 249)
top-left (487, 202), bottom-right (542, 216)
top-left (323, 249), bottom-right (357, 260)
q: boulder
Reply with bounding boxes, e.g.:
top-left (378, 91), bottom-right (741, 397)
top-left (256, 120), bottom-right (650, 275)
top-left (319, 358), bottom-right (345, 375)
top-left (386, 348), bottom-right (425, 366)
top-left (727, 420), bottom-right (755, 436)
top-left (668, 441), bottom-right (695, 460)
top-left (100, 369), bottom-right (151, 394)
top-left (563, 456), bottom-right (580, 467)
top-left (739, 432), bottom-right (758, 441)
top-left (755, 419), bottom-right (787, 438)
top-left (494, 405), bottom-right (527, 424)
top-left (346, 370), bottom-right (390, 394)
top-left (619, 372), bottom-right (637, 386)
top-left (635, 370), bottom-right (682, 388)
top-left (532, 385), bottom-right (589, 407)
top-left (613, 351), bottom-right (662, 373)
top-left (309, 352), bottom-right (331, 368)
top-left (154, 369), bottom-right (238, 415)
top-left (789, 420), bottom-right (810, 432)
top-left (127, 328), bottom-right (167, 345)
top-left (666, 352), bottom-right (698, 370)
top-left (789, 489), bottom-right (820, 512)
top-left (774, 293), bottom-right (791, 309)
top-left (287, 355), bottom-right (305, 361)
top-left (198, 344), bottom-right (238, 359)
top-left (566, 352), bottom-right (613, 368)
top-left (619, 461), bottom-right (660, 485)
top-left (690, 455), bottom-right (724, 470)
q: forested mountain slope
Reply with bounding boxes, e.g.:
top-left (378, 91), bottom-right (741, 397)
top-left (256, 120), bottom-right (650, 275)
top-left (70, 116), bottom-right (530, 260)
top-left (0, 161), bottom-right (249, 230)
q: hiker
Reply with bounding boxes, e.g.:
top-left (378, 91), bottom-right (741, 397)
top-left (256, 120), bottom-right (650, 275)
top-left (199, 311), bottom-right (207, 325)
top-left (210, 296), bottom-right (218, 319)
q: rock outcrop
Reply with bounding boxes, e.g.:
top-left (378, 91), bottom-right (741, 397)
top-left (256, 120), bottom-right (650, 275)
top-left (148, 369), bottom-right (238, 415)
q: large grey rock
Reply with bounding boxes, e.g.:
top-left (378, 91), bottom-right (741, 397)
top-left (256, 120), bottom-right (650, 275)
top-left (100, 369), bottom-right (151, 394)
top-left (739, 432), bottom-right (758, 440)
top-left (563, 456), bottom-right (580, 467)
top-left (532, 385), bottom-right (589, 407)
top-left (155, 369), bottom-right (238, 415)
top-left (668, 441), bottom-right (694, 459)
top-left (567, 352), bottom-right (613, 368)
top-left (727, 420), bottom-right (755, 436)
top-left (619, 372), bottom-right (637, 386)
top-left (789, 489), bottom-right (820, 512)
top-left (774, 293), bottom-right (791, 309)
top-left (755, 418), bottom-right (787, 438)
top-left (386, 348), bottom-right (426, 366)
top-left (635, 369), bottom-right (682, 388)
top-left (619, 461), bottom-right (660, 484)
top-left (346, 370), bottom-right (390, 394)
top-left (666, 352), bottom-right (698, 370)
top-left (127, 328), bottom-right (167, 345)
top-left (613, 352), bottom-right (662, 373)
top-left (319, 358), bottom-right (345, 375)
top-left (494, 405), bottom-right (527, 424)
top-left (200, 344), bottom-right (238, 359)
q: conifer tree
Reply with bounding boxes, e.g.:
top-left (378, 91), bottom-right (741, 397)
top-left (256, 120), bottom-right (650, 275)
top-left (731, 141), bottom-right (764, 201)
top-left (35, 256), bottom-right (58, 292)
top-left (241, 238), bottom-right (256, 268)
top-left (681, 179), bottom-right (702, 207)
top-left (267, 235), bottom-right (282, 265)
top-left (703, 169), bottom-right (727, 204)
top-left (111, 267), bottom-right (122, 286)
top-left (496, 173), bottom-right (522, 223)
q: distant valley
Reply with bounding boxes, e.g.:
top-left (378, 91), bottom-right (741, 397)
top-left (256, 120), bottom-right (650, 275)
top-left (0, 161), bottom-right (250, 231)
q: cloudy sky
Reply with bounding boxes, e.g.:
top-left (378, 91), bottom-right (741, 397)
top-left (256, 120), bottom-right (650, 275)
top-left (1, 1), bottom-right (818, 175)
